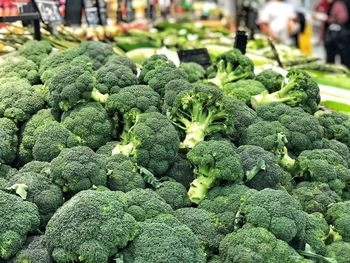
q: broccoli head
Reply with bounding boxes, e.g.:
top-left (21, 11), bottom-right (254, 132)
top-left (44, 190), bottom-right (139, 263)
top-left (322, 139), bottom-right (350, 167)
top-left (0, 190), bottom-right (40, 260)
top-left (219, 226), bottom-right (302, 263)
top-left (208, 49), bottom-right (255, 88)
top-left (0, 56), bottom-right (39, 84)
top-left (186, 140), bottom-right (244, 204)
top-left (51, 146), bottom-right (107, 193)
top-left (106, 54), bottom-right (137, 74)
top-left (61, 102), bottom-right (113, 150)
top-left (17, 40), bottom-right (52, 66)
top-left (7, 171), bottom-right (63, 228)
top-left (255, 69), bottom-right (284, 93)
top-left (0, 118), bottom-right (18, 164)
top-left (138, 54), bottom-right (175, 84)
top-left (77, 41), bottom-right (114, 70)
top-left (326, 201), bottom-right (350, 242)
top-left (121, 214), bottom-right (206, 263)
top-left (112, 112), bottom-right (179, 176)
top-left (297, 149), bottom-right (350, 196)
top-left (179, 62), bottom-right (206, 83)
top-left (155, 181), bottom-right (191, 209)
top-left (0, 164), bottom-right (17, 188)
top-left (19, 161), bottom-right (51, 177)
top-left (326, 241), bottom-right (350, 263)
top-left (251, 69), bottom-right (320, 114)
top-left (105, 154), bottom-right (145, 192)
top-left (162, 79), bottom-right (192, 114)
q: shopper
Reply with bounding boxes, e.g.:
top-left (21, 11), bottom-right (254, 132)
top-left (324, 0), bottom-right (350, 68)
top-left (258, 0), bottom-right (299, 45)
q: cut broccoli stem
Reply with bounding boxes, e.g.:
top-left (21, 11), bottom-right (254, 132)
top-left (246, 159), bottom-right (266, 182)
top-left (112, 142), bottom-right (134, 156)
top-left (278, 149), bottom-right (296, 173)
top-left (91, 88), bottom-right (109, 103)
top-left (325, 226), bottom-right (343, 244)
top-left (188, 175), bottom-right (215, 204)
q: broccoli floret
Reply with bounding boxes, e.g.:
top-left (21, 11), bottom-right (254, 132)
top-left (175, 207), bottom-right (224, 257)
top-left (198, 183), bottom-right (251, 234)
top-left (155, 181), bottom-right (191, 209)
top-left (0, 78), bottom-right (45, 122)
top-left (169, 85), bottom-right (235, 149)
top-left (138, 54), bottom-right (175, 84)
top-left (0, 56), bottom-right (39, 84)
top-left (17, 40), bottom-right (52, 66)
top-left (219, 226), bottom-right (302, 263)
top-left (162, 79), bottom-right (192, 114)
top-left (18, 109), bottom-right (58, 163)
top-left (61, 102), bottom-right (113, 150)
top-left (237, 188), bottom-right (308, 244)
top-left (317, 111), bottom-right (350, 148)
top-left (19, 161), bottom-right (51, 177)
top-left (255, 69), bottom-right (284, 93)
top-left (297, 149), bottom-right (350, 196)
top-left (0, 190), bottom-right (40, 260)
top-left (292, 182), bottom-right (342, 215)
top-left (326, 241), bottom-right (350, 263)
top-left (51, 146), bottom-right (107, 193)
top-left (13, 235), bottom-right (53, 263)
top-left (256, 102), bottom-right (292, 121)
top-left (7, 172), bottom-right (63, 228)
top-left (105, 154), bottom-right (145, 192)
top-left (322, 139), bottom-right (350, 167)
top-left (121, 214), bottom-right (206, 263)
top-left (179, 62), bottom-right (206, 83)
top-left (125, 188), bottom-right (173, 222)
top-left (163, 152), bottom-right (194, 189)
top-left (0, 118), bottom-right (18, 164)
top-left (222, 79), bottom-right (266, 105)
top-left (0, 164), bottom-right (17, 190)
top-left (208, 49), bottom-right (255, 88)
top-left (238, 145), bottom-right (285, 190)
top-left (112, 112), bottom-right (179, 176)
top-left (144, 64), bottom-right (188, 97)
top-left (186, 140), bottom-right (244, 204)
top-left (96, 141), bottom-right (118, 156)
top-left (251, 69), bottom-right (320, 114)
top-left (327, 201), bottom-right (350, 242)
top-left (78, 41), bottom-right (114, 70)
top-left (106, 54), bottom-right (137, 74)
top-left (95, 63), bottom-right (138, 95)
top-left (31, 121), bottom-right (81, 162)
top-left (44, 190), bottom-right (138, 263)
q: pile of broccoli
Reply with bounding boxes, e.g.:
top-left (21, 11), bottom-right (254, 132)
top-left (1, 40), bottom-right (350, 263)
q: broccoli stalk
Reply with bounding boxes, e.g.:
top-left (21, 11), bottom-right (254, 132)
top-left (274, 133), bottom-right (296, 173)
top-left (90, 88), bottom-right (109, 103)
top-left (245, 159), bottom-right (266, 182)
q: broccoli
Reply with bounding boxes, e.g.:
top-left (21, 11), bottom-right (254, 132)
top-left (96, 141), bottom-right (118, 156)
top-left (61, 102), bottom-right (113, 150)
top-left (255, 69), bottom-right (284, 93)
top-left (251, 69), bottom-right (321, 114)
top-left (162, 79), bottom-right (192, 114)
top-left (168, 85), bottom-right (235, 149)
top-left (198, 183), bottom-right (251, 234)
top-left (44, 190), bottom-right (139, 263)
top-left (12, 235), bottom-right (53, 263)
top-left (175, 208), bottom-right (224, 257)
top-left (292, 182), bottom-right (342, 215)
top-left (106, 54), bottom-right (137, 74)
top-left (17, 40), bottom-right (52, 66)
top-left (138, 54), bottom-right (175, 84)
top-left (95, 63), bottom-right (138, 95)
top-left (222, 79), bottom-right (266, 105)
top-left (18, 109), bottom-right (58, 163)
top-left (105, 154), bottom-right (145, 192)
top-left (297, 149), bottom-right (350, 196)
top-left (155, 181), bottom-right (191, 209)
top-left (7, 171), bottom-right (63, 228)
top-left (326, 201), bottom-right (350, 242)
top-left (256, 102), bottom-right (292, 121)
top-left (19, 161), bottom-right (51, 177)
top-left (0, 190), bottom-right (40, 260)
top-left (112, 112), bottom-right (179, 176)
top-left (0, 78), bottom-right (45, 122)
top-left (144, 63), bottom-right (188, 97)
top-left (0, 164), bottom-right (17, 190)
top-left (78, 41), bottom-right (114, 70)
top-left (31, 121), bottom-right (81, 162)
top-left (208, 49), bottom-right (255, 88)
top-left (237, 188), bottom-right (308, 244)
top-left (0, 56), bottom-right (39, 84)
top-left (121, 214), bottom-right (206, 263)
top-left (219, 226), bottom-right (302, 263)
top-left (50, 146), bottom-right (107, 194)
top-left (0, 118), bottom-right (18, 164)
top-left (322, 139), bottom-right (350, 167)
top-left (326, 241), bottom-right (350, 263)
top-left (238, 145), bottom-right (285, 190)
top-left (317, 111), bottom-right (350, 148)
top-left (179, 62), bottom-right (206, 83)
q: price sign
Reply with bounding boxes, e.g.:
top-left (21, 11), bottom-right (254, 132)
top-left (33, 0), bottom-right (62, 24)
top-left (177, 48), bottom-right (212, 69)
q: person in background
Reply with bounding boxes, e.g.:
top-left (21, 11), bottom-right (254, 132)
top-left (258, 0), bottom-right (299, 45)
top-left (324, 0), bottom-right (350, 68)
